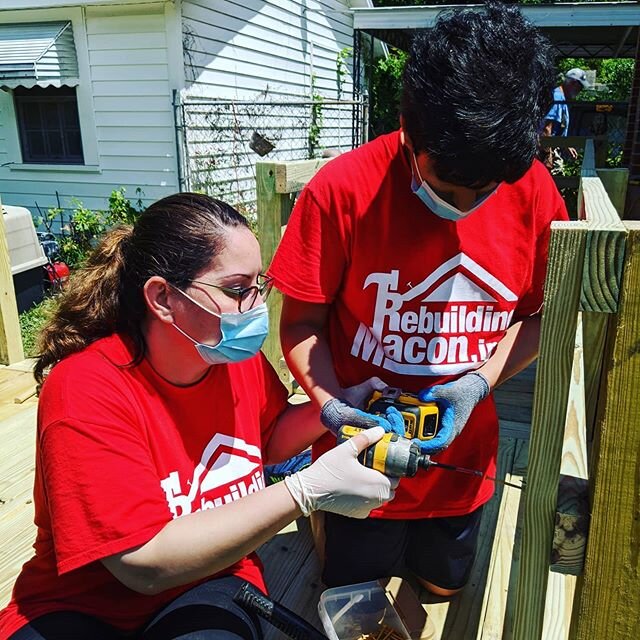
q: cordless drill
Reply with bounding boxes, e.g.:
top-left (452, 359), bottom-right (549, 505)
top-left (337, 425), bottom-right (483, 479)
top-left (367, 387), bottom-right (440, 441)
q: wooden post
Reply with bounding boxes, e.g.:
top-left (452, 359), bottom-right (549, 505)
top-left (512, 163), bottom-right (626, 638)
top-left (255, 158), bottom-right (333, 385)
top-left (256, 162), bottom-right (294, 379)
top-left (569, 223), bottom-right (640, 640)
top-left (597, 168), bottom-right (629, 219)
top-left (0, 197), bottom-right (24, 365)
top-left (510, 222), bottom-right (586, 640)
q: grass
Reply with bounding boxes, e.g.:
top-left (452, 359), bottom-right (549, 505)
top-left (19, 296), bottom-right (58, 358)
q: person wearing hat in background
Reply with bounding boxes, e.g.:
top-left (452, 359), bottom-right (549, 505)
top-left (541, 67), bottom-right (590, 173)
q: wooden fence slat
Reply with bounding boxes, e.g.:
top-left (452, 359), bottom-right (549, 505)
top-left (569, 222), bottom-right (640, 640)
top-left (511, 221), bottom-right (586, 640)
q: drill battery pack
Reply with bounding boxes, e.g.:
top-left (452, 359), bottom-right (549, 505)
top-left (367, 388), bottom-right (439, 441)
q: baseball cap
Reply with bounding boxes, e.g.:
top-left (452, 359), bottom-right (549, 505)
top-left (565, 68), bottom-right (590, 89)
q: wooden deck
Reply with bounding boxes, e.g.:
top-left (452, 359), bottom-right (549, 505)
top-left (0, 363), bottom-right (572, 639)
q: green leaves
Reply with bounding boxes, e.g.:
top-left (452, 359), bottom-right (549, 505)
top-left (47, 187), bottom-right (144, 268)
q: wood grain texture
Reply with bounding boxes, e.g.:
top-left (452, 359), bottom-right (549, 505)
top-left (596, 168), bottom-right (629, 218)
top-left (551, 315), bottom-right (589, 575)
top-left (569, 223), bottom-right (640, 640)
top-left (256, 162), bottom-right (295, 374)
top-left (511, 222), bottom-right (586, 640)
top-left (579, 179), bottom-right (626, 313)
top-left (581, 311), bottom-right (610, 446)
top-left (274, 158), bottom-right (331, 194)
top-left (541, 572), bottom-right (576, 640)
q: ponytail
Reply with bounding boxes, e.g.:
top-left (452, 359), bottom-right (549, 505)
top-left (34, 225), bottom-right (133, 385)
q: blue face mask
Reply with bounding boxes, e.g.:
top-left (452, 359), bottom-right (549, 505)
top-left (171, 287), bottom-right (269, 365)
top-left (410, 152), bottom-right (499, 221)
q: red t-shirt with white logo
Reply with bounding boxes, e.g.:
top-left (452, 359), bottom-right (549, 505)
top-left (268, 130), bottom-right (568, 519)
top-left (0, 334), bottom-right (288, 638)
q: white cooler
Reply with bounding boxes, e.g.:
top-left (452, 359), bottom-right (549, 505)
top-left (2, 204), bottom-right (48, 313)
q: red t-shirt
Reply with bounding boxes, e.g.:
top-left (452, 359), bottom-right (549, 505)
top-left (268, 130), bottom-right (568, 519)
top-left (0, 334), bottom-right (288, 638)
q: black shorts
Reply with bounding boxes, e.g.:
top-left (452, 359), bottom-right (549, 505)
top-left (322, 508), bottom-right (484, 590)
top-left (10, 575), bottom-right (263, 640)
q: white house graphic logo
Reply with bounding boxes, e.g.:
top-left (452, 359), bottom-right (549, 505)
top-left (350, 253), bottom-right (518, 376)
top-left (160, 434), bottom-right (265, 518)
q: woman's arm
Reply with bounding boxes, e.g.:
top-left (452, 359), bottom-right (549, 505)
top-left (102, 430), bottom-right (393, 596)
top-left (102, 480), bottom-right (301, 595)
top-left (279, 296), bottom-right (342, 408)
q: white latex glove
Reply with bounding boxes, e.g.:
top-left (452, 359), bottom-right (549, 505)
top-left (284, 427), bottom-right (398, 519)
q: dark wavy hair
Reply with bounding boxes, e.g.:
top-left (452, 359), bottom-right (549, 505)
top-left (401, 2), bottom-right (556, 187)
top-left (34, 193), bottom-right (249, 384)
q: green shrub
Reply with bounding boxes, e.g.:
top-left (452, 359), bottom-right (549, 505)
top-left (36, 187), bottom-right (144, 269)
top-left (19, 296), bottom-right (59, 358)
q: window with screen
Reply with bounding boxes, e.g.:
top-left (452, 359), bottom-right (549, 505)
top-left (14, 86), bottom-right (84, 164)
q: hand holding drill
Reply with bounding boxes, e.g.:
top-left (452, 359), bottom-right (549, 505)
top-left (415, 371), bottom-right (490, 455)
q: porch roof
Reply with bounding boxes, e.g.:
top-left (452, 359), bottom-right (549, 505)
top-left (352, 2), bottom-right (640, 58)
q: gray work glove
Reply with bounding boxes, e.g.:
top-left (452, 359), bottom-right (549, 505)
top-left (416, 371), bottom-right (490, 455)
top-left (320, 398), bottom-right (404, 437)
top-left (284, 427), bottom-right (398, 518)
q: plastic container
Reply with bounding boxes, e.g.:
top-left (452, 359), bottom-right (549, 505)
top-left (2, 204), bottom-right (47, 312)
top-left (318, 580), bottom-right (413, 640)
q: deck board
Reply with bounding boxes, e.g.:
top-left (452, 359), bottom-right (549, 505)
top-left (0, 365), bottom-right (38, 609)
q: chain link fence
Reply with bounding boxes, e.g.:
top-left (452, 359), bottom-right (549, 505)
top-left (174, 96), bottom-right (368, 217)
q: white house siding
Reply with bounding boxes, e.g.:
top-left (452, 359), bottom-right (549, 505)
top-left (182, 0), bottom-right (355, 100)
top-left (179, 0), bottom-right (360, 209)
top-left (0, 2), bottom-right (180, 219)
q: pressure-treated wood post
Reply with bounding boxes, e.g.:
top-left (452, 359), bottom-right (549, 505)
top-left (256, 158), bottom-right (332, 386)
top-left (510, 222), bottom-right (586, 640)
top-left (0, 196), bottom-right (24, 365)
top-left (568, 222), bottom-right (640, 640)
top-left (256, 162), bottom-right (294, 380)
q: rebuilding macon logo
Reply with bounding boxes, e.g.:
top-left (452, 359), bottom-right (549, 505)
top-left (350, 253), bottom-right (518, 376)
top-left (160, 433), bottom-right (265, 518)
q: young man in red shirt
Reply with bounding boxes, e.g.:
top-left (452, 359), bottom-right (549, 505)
top-left (269, 3), bottom-right (568, 596)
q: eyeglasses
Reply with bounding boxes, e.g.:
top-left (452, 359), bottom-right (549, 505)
top-left (190, 274), bottom-right (274, 313)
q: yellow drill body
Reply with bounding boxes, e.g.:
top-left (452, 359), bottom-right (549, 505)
top-left (367, 388), bottom-right (440, 441)
top-left (337, 426), bottom-right (426, 477)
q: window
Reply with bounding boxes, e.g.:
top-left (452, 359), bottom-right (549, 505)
top-left (14, 86), bottom-right (84, 164)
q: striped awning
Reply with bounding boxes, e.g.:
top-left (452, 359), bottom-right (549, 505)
top-left (0, 21), bottom-right (79, 89)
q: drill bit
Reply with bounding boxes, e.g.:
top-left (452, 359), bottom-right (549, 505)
top-left (422, 457), bottom-right (524, 490)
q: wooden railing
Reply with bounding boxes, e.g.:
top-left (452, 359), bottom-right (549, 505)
top-left (511, 139), bottom-right (639, 640)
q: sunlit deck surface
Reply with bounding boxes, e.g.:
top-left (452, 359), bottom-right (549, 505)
top-left (0, 363), bottom-right (570, 639)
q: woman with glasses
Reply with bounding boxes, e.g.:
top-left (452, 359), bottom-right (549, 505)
top-left (0, 193), bottom-right (397, 640)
